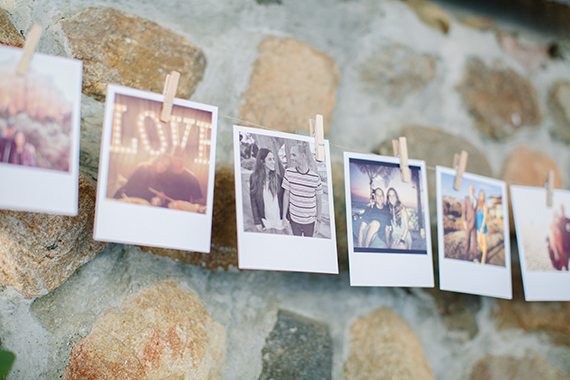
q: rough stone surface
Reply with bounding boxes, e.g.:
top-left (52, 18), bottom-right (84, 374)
top-left (63, 281), bottom-right (226, 380)
top-left (403, 0), bottom-right (451, 34)
top-left (426, 289), bottom-right (480, 340)
top-left (359, 44), bottom-right (437, 104)
top-left (239, 36), bottom-right (340, 135)
top-left (495, 260), bottom-right (570, 346)
top-left (259, 309), bottom-right (333, 380)
top-left (460, 16), bottom-right (495, 31)
top-left (375, 126), bottom-right (492, 225)
top-left (142, 166), bottom-right (238, 270)
top-left (344, 307), bottom-right (435, 380)
top-left (0, 9), bottom-right (24, 47)
top-left (0, 174), bottom-right (108, 298)
top-left (458, 57), bottom-right (541, 139)
top-left (497, 32), bottom-right (549, 72)
top-left (59, 7), bottom-right (206, 101)
top-left (501, 146), bottom-right (562, 234)
top-left (549, 81), bottom-right (570, 143)
top-left (470, 353), bottom-right (568, 380)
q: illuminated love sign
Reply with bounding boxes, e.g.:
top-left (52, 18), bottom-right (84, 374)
top-left (110, 104), bottom-right (212, 164)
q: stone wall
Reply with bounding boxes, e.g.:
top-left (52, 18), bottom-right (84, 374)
top-left (1, 0), bottom-right (570, 379)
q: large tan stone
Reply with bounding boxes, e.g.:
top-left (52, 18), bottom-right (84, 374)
top-left (549, 81), bottom-right (570, 143)
top-left (0, 9), bottom-right (24, 47)
top-left (359, 44), bottom-right (436, 104)
top-left (63, 281), bottom-right (226, 380)
top-left (458, 57), bottom-right (541, 139)
top-left (495, 261), bottom-right (570, 346)
top-left (59, 7), bottom-right (206, 101)
top-left (344, 307), bottom-right (435, 380)
top-left (470, 353), bottom-right (568, 380)
top-left (239, 36), bottom-right (340, 135)
top-left (501, 146), bottom-right (562, 234)
top-left (403, 0), bottom-right (451, 34)
top-left (141, 166), bottom-right (238, 270)
top-left (0, 174), bottom-right (108, 298)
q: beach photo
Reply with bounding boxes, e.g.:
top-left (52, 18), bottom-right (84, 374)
top-left (511, 186), bottom-right (570, 301)
top-left (94, 85), bottom-right (218, 253)
top-left (344, 152), bottom-right (433, 287)
top-left (348, 157), bottom-right (427, 254)
top-left (439, 171), bottom-right (506, 266)
top-left (436, 166), bottom-right (511, 299)
top-left (234, 126), bottom-right (338, 274)
top-left (0, 46), bottom-right (82, 215)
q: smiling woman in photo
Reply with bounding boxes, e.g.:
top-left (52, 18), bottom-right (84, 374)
top-left (250, 148), bottom-right (285, 232)
top-left (387, 187), bottom-right (411, 250)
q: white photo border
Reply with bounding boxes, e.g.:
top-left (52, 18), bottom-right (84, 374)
top-left (344, 152), bottom-right (434, 287)
top-left (233, 125), bottom-right (338, 274)
top-left (436, 166), bottom-right (512, 299)
top-left (93, 84), bottom-right (218, 253)
top-left (511, 185), bottom-right (570, 301)
top-left (0, 47), bottom-right (82, 215)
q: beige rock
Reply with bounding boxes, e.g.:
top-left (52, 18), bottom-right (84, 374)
top-left (240, 36), bottom-right (340, 135)
top-left (497, 32), bottom-right (549, 72)
top-left (0, 9), bottom-right (24, 47)
top-left (549, 81), bottom-right (570, 143)
top-left (344, 307), bottom-right (435, 380)
top-left (404, 0), bottom-right (451, 34)
top-left (359, 44), bottom-right (436, 103)
top-left (470, 353), bottom-right (568, 380)
top-left (141, 166), bottom-right (238, 270)
top-left (495, 261), bottom-right (570, 346)
top-left (375, 125), bottom-right (492, 226)
top-left (460, 16), bottom-right (494, 31)
top-left (59, 7), bottom-right (206, 101)
top-left (501, 146), bottom-right (562, 234)
top-left (458, 57), bottom-right (541, 139)
top-left (0, 174), bottom-right (108, 298)
top-left (64, 281), bottom-right (226, 380)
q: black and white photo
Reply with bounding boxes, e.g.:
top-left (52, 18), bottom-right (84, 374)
top-left (234, 126), bottom-right (338, 273)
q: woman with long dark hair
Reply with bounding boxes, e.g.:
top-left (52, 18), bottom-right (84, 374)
top-left (250, 148), bottom-right (285, 232)
top-left (386, 187), bottom-right (412, 249)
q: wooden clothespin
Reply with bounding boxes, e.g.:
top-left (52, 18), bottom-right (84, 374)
top-left (392, 137), bottom-right (410, 182)
top-left (453, 150), bottom-right (468, 190)
top-left (16, 25), bottom-right (42, 76)
top-left (160, 70), bottom-right (181, 123)
top-left (309, 114), bottom-right (325, 161)
top-left (546, 169), bottom-right (554, 207)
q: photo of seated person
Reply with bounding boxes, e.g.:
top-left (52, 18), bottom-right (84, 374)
top-left (163, 147), bottom-right (203, 204)
top-left (357, 188), bottom-right (392, 248)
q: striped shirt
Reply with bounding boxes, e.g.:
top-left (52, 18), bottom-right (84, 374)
top-left (282, 167), bottom-right (323, 224)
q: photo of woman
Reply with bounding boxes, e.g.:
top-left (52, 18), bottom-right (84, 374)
top-left (386, 187), bottom-right (412, 250)
top-left (476, 190), bottom-right (489, 264)
top-left (250, 148), bottom-right (285, 232)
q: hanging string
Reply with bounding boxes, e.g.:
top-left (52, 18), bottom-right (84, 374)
top-left (221, 115), bottom-right (555, 188)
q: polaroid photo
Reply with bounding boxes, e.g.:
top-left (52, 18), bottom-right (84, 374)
top-left (511, 186), bottom-right (570, 301)
top-left (233, 125), bottom-right (338, 273)
top-left (94, 84), bottom-right (217, 253)
top-left (0, 45), bottom-right (82, 215)
top-left (436, 166), bottom-right (511, 299)
top-left (344, 152), bottom-right (433, 287)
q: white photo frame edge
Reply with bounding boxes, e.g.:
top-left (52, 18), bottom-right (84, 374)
top-left (436, 166), bottom-right (512, 299)
top-left (233, 125), bottom-right (339, 274)
top-left (344, 151), bottom-right (434, 287)
top-left (0, 46), bottom-right (82, 215)
top-left (93, 84), bottom-right (218, 253)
